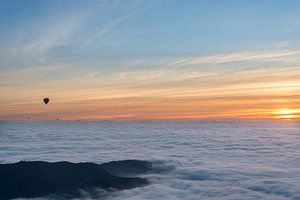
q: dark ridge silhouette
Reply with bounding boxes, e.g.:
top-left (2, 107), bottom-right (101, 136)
top-left (0, 160), bottom-right (152, 200)
top-left (100, 160), bottom-right (152, 177)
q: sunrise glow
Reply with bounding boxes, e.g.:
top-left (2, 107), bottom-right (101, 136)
top-left (273, 109), bottom-right (300, 120)
top-left (1, 1), bottom-right (300, 121)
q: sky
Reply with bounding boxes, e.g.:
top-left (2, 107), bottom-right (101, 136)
top-left (1, 0), bottom-right (300, 121)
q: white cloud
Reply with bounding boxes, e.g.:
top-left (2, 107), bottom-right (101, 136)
top-left (169, 49), bottom-right (300, 66)
top-left (0, 12), bottom-right (89, 69)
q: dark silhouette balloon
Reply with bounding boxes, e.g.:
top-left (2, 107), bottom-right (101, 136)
top-left (43, 98), bottom-right (49, 105)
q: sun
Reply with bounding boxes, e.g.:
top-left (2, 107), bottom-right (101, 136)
top-left (273, 109), bottom-right (300, 120)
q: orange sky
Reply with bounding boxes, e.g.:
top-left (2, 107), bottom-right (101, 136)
top-left (1, 55), bottom-right (300, 121)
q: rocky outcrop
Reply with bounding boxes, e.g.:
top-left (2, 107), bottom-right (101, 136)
top-left (0, 160), bottom-right (152, 199)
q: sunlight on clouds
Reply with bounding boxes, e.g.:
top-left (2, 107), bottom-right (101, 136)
top-left (1, 61), bottom-right (300, 120)
top-left (272, 109), bottom-right (300, 120)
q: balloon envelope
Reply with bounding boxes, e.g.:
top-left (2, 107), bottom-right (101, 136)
top-left (43, 98), bottom-right (49, 105)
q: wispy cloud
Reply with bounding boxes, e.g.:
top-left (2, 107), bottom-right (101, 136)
top-left (168, 49), bottom-right (300, 66)
top-left (80, 0), bottom-right (143, 48)
top-left (111, 47), bottom-right (300, 86)
top-left (80, 14), bottom-right (130, 48)
top-left (116, 68), bottom-right (167, 81)
top-left (0, 10), bottom-right (90, 69)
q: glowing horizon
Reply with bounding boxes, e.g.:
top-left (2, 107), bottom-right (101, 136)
top-left (1, 1), bottom-right (300, 121)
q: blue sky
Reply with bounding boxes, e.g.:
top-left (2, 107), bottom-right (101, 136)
top-left (1, 0), bottom-right (299, 69)
top-left (1, 0), bottom-right (300, 120)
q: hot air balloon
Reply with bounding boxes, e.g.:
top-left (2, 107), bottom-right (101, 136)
top-left (43, 98), bottom-right (49, 105)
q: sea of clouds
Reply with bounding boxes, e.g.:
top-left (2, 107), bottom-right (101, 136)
top-left (1, 121), bottom-right (300, 200)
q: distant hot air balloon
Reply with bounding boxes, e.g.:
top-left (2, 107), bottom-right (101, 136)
top-left (43, 98), bottom-right (49, 105)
